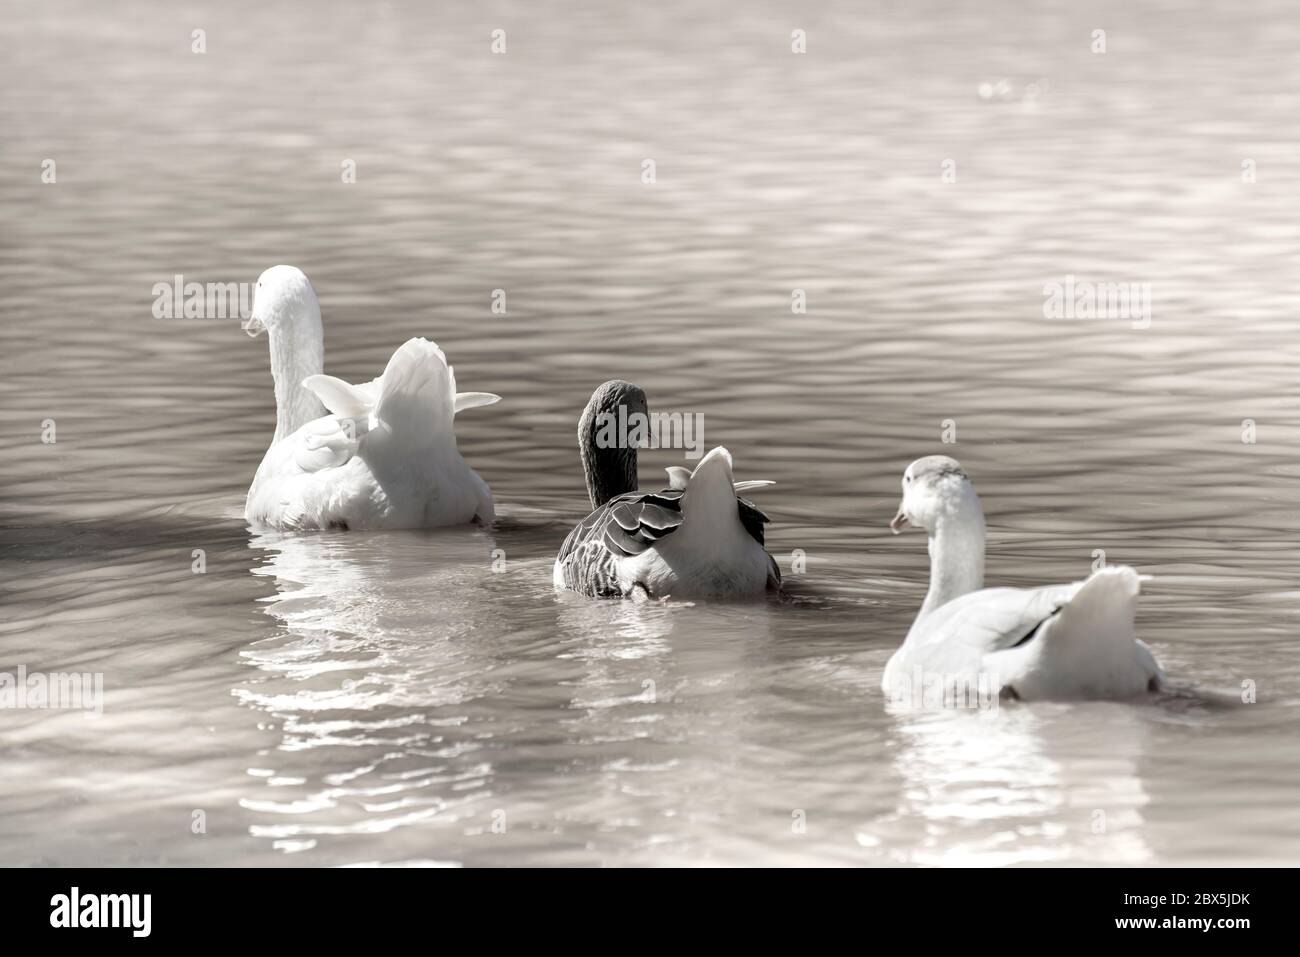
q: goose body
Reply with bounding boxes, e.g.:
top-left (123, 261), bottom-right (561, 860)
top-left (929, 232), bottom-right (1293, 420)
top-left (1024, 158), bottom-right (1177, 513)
top-left (242, 266), bottom-right (498, 531)
top-left (883, 455), bottom-right (1164, 701)
top-left (552, 381), bottom-right (779, 599)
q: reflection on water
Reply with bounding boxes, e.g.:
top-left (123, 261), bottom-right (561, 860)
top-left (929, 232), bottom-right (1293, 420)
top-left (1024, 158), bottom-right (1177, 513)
top-left (4, 0), bottom-right (1300, 865)
top-left (238, 529), bottom-right (508, 857)
top-left (237, 529), bottom-right (792, 864)
top-left (863, 705), bottom-right (1154, 866)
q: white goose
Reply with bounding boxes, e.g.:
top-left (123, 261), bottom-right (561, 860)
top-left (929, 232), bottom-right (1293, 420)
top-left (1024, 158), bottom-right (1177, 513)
top-left (883, 455), bottom-right (1164, 701)
top-left (552, 380), bottom-right (780, 598)
top-left (242, 265), bottom-right (500, 531)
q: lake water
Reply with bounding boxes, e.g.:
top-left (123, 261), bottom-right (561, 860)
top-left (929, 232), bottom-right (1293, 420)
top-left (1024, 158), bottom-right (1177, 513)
top-left (2, 0), bottom-right (1298, 866)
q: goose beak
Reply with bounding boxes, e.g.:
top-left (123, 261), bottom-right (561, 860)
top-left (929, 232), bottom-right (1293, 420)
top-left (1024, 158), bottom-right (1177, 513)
top-left (889, 508), bottom-right (911, 534)
top-left (242, 314), bottom-right (266, 338)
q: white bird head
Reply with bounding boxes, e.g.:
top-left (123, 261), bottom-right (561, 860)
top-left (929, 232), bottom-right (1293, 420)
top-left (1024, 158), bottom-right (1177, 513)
top-left (891, 455), bottom-right (978, 534)
top-left (243, 265), bottom-right (321, 340)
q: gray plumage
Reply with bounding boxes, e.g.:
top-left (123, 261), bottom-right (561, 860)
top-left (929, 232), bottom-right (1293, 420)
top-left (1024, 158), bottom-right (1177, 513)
top-left (555, 380), bottom-right (779, 599)
top-left (577, 379), bottom-right (646, 509)
top-left (554, 484), bottom-right (775, 597)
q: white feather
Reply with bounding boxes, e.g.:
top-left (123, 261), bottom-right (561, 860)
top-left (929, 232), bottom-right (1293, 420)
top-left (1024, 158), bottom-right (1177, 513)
top-left (619, 448), bottom-right (773, 597)
top-left (883, 456), bottom-right (1164, 701)
top-left (243, 267), bottom-right (498, 530)
top-left (454, 392), bottom-right (502, 413)
top-left (665, 466), bottom-right (775, 495)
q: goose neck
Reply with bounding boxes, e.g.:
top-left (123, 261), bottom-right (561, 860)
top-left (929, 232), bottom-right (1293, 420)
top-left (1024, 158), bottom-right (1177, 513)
top-left (918, 505), bottom-right (986, 619)
top-left (268, 325), bottom-right (326, 443)
top-left (580, 404), bottom-right (639, 508)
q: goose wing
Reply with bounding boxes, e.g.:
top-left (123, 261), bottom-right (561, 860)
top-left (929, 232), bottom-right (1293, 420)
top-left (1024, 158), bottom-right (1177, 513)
top-left (737, 496), bottom-right (771, 546)
top-left (554, 489), bottom-right (685, 597)
top-left (984, 566), bottom-right (1162, 698)
top-left (356, 376), bottom-right (499, 415)
top-left (903, 582), bottom-right (1081, 674)
top-left (293, 374), bottom-right (375, 473)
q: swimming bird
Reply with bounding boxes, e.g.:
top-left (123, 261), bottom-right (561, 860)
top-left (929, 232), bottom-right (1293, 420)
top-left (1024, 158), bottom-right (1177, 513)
top-left (883, 455), bottom-right (1164, 701)
top-left (552, 380), bottom-right (780, 598)
top-left (242, 265), bottom-right (499, 530)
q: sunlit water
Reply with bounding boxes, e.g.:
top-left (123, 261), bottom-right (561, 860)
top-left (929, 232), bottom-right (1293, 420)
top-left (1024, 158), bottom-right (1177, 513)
top-left (2, 0), bottom-right (1299, 866)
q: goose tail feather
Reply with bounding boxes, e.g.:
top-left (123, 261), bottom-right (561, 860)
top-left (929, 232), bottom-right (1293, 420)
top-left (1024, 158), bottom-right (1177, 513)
top-left (374, 338), bottom-right (455, 444)
top-left (989, 565), bottom-right (1161, 698)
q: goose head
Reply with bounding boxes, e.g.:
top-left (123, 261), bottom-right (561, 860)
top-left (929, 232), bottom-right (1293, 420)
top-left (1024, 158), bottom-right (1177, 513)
top-left (890, 455), bottom-right (980, 534)
top-left (243, 265), bottom-right (322, 343)
top-left (244, 265), bottom-right (326, 442)
top-left (578, 379), bottom-right (648, 509)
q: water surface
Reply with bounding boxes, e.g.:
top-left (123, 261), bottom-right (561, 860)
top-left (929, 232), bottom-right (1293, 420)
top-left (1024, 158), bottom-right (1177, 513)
top-left (2, 0), bottom-right (1298, 866)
